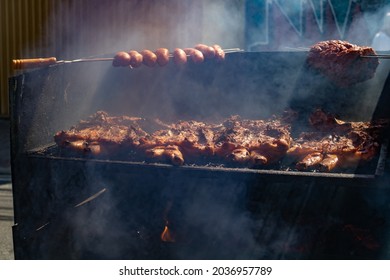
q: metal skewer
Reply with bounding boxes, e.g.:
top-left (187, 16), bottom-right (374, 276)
top-left (35, 187), bottom-right (107, 231)
top-left (13, 48), bottom-right (244, 70)
top-left (283, 46), bottom-right (310, 51)
top-left (283, 47), bottom-right (389, 60)
top-left (283, 45), bottom-right (390, 60)
top-left (360, 54), bottom-right (390, 59)
top-left (57, 57), bottom-right (114, 64)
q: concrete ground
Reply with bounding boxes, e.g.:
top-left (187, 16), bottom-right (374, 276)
top-left (0, 118), bottom-right (13, 260)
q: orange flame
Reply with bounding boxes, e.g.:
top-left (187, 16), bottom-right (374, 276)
top-left (161, 222), bottom-right (175, 243)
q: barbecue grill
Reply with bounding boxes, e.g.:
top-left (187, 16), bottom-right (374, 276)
top-left (9, 51), bottom-right (390, 259)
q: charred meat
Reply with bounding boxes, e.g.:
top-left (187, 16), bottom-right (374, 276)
top-left (54, 110), bottom-right (386, 172)
top-left (213, 116), bottom-right (292, 166)
top-left (288, 109), bottom-right (385, 171)
top-left (54, 111), bottom-right (149, 156)
top-left (307, 40), bottom-right (379, 87)
top-left (139, 120), bottom-right (218, 165)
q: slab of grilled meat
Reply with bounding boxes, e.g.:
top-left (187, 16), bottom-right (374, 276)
top-left (307, 40), bottom-right (379, 87)
top-left (287, 109), bottom-right (385, 171)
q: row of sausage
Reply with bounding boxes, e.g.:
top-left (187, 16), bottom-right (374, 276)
top-left (112, 44), bottom-right (225, 67)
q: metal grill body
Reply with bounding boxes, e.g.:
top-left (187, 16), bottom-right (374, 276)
top-left (9, 52), bottom-right (390, 259)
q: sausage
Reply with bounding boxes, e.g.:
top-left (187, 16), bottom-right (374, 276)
top-left (212, 44), bottom-right (225, 62)
top-left (140, 50), bottom-right (157, 67)
top-left (183, 48), bottom-right (204, 64)
top-left (194, 44), bottom-right (215, 59)
top-left (155, 48), bottom-right (170, 66)
top-left (173, 48), bottom-right (187, 65)
top-left (128, 50), bottom-right (143, 68)
top-left (112, 51), bottom-right (131, 67)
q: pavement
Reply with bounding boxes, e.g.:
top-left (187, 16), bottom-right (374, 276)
top-left (0, 118), bottom-right (13, 260)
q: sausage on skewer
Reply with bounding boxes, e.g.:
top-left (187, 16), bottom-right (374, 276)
top-left (194, 44), bottom-right (216, 59)
top-left (183, 48), bottom-right (204, 64)
top-left (155, 48), bottom-right (170, 66)
top-left (140, 50), bottom-right (158, 67)
top-left (173, 48), bottom-right (188, 66)
top-left (212, 44), bottom-right (225, 62)
top-left (128, 50), bottom-right (143, 68)
top-left (112, 51), bottom-right (131, 67)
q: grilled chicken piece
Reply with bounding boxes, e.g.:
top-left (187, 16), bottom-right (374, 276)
top-left (307, 40), bottom-right (379, 87)
top-left (288, 109), bottom-right (383, 171)
top-left (214, 116), bottom-right (292, 165)
top-left (250, 150), bottom-right (268, 165)
top-left (319, 154), bottom-right (339, 172)
top-left (54, 111), bottom-right (149, 156)
top-left (61, 139), bottom-right (102, 155)
top-left (296, 152), bottom-right (324, 170)
top-left (227, 148), bottom-right (251, 164)
top-left (144, 145), bottom-right (184, 165)
top-left (139, 120), bottom-right (217, 162)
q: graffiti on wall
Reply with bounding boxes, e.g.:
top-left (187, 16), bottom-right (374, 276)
top-left (246, 0), bottom-right (389, 50)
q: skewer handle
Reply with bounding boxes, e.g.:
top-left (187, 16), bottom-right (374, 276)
top-left (12, 57), bottom-right (57, 70)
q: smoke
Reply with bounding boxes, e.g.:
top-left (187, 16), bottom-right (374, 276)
top-left (18, 0), bottom-right (390, 260)
top-left (37, 0), bottom-right (390, 124)
top-left (201, 0), bottom-right (246, 48)
top-left (46, 0), bottom-right (245, 59)
top-left (164, 178), bottom-right (263, 259)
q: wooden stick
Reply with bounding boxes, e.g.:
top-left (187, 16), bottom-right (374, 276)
top-left (12, 57), bottom-right (57, 69)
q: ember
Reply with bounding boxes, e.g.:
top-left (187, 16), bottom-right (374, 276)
top-left (161, 222), bottom-right (175, 243)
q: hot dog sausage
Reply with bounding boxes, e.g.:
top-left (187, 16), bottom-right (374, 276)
top-left (112, 51), bottom-right (131, 67)
top-left (155, 48), bottom-right (170, 66)
top-left (140, 50), bottom-right (157, 67)
top-left (128, 50), bottom-right (143, 68)
top-left (212, 44), bottom-right (225, 62)
top-left (173, 48), bottom-right (187, 65)
top-left (194, 44), bottom-right (215, 59)
top-left (183, 48), bottom-right (204, 64)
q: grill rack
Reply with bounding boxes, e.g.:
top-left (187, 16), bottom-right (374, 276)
top-left (27, 138), bottom-right (389, 186)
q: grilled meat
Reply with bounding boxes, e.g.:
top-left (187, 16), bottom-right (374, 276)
top-left (139, 120), bottom-right (218, 165)
top-left (213, 115), bottom-right (292, 166)
top-left (288, 109), bottom-right (384, 171)
top-left (54, 110), bottom-right (386, 172)
top-left (319, 154), bottom-right (339, 172)
top-left (296, 152), bottom-right (324, 171)
top-left (307, 40), bottom-right (379, 87)
top-left (144, 145), bottom-right (184, 166)
top-left (54, 111), bottom-right (149, 156)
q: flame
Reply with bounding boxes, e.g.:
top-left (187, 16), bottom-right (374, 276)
top-left (161, 222), bottom-right (175, 243)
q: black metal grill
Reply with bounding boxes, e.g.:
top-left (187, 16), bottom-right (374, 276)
top-left (9, 51), bottom-right (390, 259)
